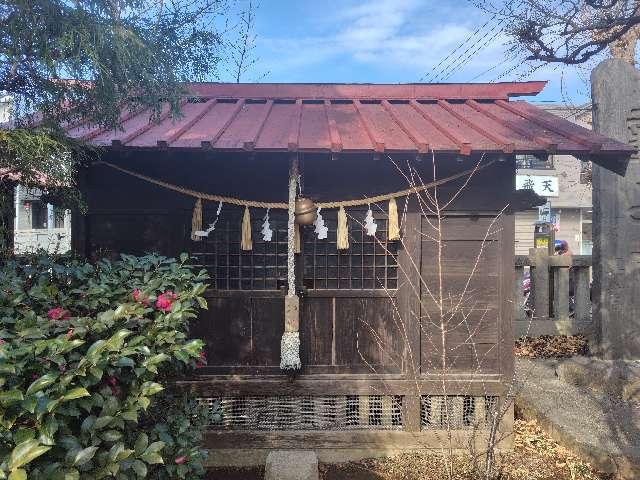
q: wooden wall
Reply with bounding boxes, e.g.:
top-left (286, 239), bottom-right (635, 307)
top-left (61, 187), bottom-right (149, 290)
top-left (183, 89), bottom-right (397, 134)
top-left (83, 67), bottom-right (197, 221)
top-left (75, 150), bottom-right (515, 385)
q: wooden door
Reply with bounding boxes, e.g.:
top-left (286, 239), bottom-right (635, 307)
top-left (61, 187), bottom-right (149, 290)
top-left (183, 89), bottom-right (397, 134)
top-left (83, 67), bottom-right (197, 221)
top-left (419, 215), bottom-right (504, 375)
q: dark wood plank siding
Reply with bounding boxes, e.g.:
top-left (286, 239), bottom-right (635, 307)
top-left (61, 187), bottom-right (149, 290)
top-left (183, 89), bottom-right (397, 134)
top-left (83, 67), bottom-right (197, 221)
top-left (76, 151), bottom-right (514, 382)
top-left (419, 215), bottom-right (504, 374)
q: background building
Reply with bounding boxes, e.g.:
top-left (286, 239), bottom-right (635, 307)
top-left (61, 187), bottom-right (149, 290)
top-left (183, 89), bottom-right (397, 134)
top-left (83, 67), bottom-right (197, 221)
top-left (515, 105), bottom-right (593, 255)
top-left (1, 95), bottom-right (72, 253)
top-left (13, 186), bottom-right (71, 254)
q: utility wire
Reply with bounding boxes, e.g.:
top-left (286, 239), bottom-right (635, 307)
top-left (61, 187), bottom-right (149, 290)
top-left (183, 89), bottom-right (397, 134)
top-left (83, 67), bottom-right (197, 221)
top-left (436, 20), bottom-right (506, 81)
top-left (421, 13), bottom-right (498, 82)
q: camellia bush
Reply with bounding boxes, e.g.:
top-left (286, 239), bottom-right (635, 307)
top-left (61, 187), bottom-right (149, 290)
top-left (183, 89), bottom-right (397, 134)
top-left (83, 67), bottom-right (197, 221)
top-left (0, 253), bottom-right (210, 479)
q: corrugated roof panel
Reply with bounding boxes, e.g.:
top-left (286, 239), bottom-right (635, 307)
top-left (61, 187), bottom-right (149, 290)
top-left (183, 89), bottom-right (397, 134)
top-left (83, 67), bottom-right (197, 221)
top-left (130, 101), bottom-right (213, 147)
top-left (445, 102), bottom-right (533, 150)
top-left (327, 102), bottom-right (374, 151)
top-left (56, 82), bottom-right (634, 157)
top-left (298, 102), bottom-right (331, 150)
top-left (480, 101), bottom-right (585, 152)
top-left (254, 101), bottom-right (297, 150)
top-left (385, 102), bottom-right (458, 152)
top-left (355, 101), bottom-right (415, 151)
top-left (171, 100), bottom-right (242, 148)
top-left (92, 104), bottom-right (172, 145)
top-left (214, 101), bottom-right (272, 150)
top-left (413, 102), bottom-right (498, 151)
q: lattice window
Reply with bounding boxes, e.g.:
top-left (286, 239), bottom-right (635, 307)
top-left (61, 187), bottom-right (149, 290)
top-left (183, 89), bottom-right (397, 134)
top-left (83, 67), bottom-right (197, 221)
top-left (191, 208), bottom-right (289, 290)
top-left (191, 207), bottom-right (398, 290)
top-left (199, 395), bottom-right (404, 430)
top-left (302, 210), bottom-right (398, 290)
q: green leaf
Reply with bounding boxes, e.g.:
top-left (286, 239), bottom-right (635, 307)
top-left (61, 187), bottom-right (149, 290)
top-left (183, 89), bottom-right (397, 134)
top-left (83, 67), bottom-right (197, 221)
top-left (0, 389), bottom-right (24, 405)
top-left (93, 416), bottom-right (113, 430)
top-left (121, 409), bottom-right (138, 422)
top-left (182, 339), bottom-right (204, 357)
top-left (115, 357), bottom-right (135, 367)
top-left (101, 429), bottom-right (123, 442)
top-left (26, 373), bottom-right (58, 395)
top-left (81, 416), bottom-right (96, 432)
top-left (143, 353), bottom-right (169, 366)
top-left (144, 441), bottom-right (165, 454)
top-left (14, 428), bottom-right (36, 444)
top-left (139, 452), bottom-right (163, 465)
top-left (85, 339), bottom-right (106, 359)
top-left (39, 416), bottom-right (59, 446)
top-left (64, 470), bottom-right (80, 480)
top-left (8, 470), bottom-right (26, 480)
top-left (0, 364), bottom-right (16, 374)
top-left (196, 296), bottom-right (208, 309)
top-left (134, 433), bottom-right (148, 455)
top-left (8, 439), bottom-right (52, 470)
top-left (72, 446), bottom-right (99, 466)
top-left (132, 459), bottom-right (147, 477)
top-left (140, 382), bottom-right (163, 396)
top-left (62, 387), bottom-right (90, 401)
top-left (108, 442), bottom-right (124, 462)
top-left (105, 329), bottom-right (132, 351)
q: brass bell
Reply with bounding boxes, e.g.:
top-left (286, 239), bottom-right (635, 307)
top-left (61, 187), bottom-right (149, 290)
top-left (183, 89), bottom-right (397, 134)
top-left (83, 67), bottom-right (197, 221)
top-left (295, 197), bottom-right (317, 225)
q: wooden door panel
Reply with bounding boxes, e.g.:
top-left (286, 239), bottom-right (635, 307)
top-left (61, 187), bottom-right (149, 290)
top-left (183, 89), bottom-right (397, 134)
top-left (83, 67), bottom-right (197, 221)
top-left (419, 215), bottom-right (502, 375)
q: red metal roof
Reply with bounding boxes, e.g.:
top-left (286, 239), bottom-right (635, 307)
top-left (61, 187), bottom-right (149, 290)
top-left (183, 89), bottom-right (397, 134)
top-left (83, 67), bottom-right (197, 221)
top-left (65, 82), bottom-right (634, 156)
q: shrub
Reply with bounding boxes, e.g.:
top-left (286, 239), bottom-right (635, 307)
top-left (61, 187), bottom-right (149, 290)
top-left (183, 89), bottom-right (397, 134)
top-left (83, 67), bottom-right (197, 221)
top-left (0, 253), bottom-right (210, 479)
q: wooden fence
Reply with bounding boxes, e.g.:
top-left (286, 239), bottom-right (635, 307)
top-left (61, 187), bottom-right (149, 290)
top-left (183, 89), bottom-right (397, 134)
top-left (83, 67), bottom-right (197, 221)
top-left (514, 249), bottom-right (593, 337)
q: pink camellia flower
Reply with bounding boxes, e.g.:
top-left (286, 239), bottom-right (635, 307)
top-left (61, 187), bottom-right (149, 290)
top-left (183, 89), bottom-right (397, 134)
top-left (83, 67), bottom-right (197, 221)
top-left (155, 291), bottom-right (177, 312)
top-left (132, 288), bottom-right (150, 306)
top-left (174, 456), bottom-right (186, 465)
top-left (195, 350), bottom-right (207, 369)
top-left (48, 307), bottom-right (70, 320)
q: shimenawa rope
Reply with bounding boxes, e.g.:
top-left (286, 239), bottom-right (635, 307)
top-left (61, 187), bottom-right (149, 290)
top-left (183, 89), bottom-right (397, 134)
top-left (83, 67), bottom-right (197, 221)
top-left (94, 159), bottom-right (496, 209)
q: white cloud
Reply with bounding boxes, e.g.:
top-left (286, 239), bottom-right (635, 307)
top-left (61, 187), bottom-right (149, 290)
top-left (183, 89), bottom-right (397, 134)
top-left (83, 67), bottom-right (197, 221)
top-left (254, 0), bottom-right (593, 103)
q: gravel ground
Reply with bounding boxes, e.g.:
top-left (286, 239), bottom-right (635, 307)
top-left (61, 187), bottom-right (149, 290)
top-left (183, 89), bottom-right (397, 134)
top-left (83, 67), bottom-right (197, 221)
top-left (206, 419), bottom-right (610, 480)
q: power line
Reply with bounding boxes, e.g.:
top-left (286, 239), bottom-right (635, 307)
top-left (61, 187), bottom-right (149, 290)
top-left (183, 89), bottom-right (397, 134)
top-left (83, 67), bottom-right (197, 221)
top-left (436, 20), bottom-right (506, 82)
top-left (468, 54), bottom-right (518, 82)
top-left (421, 14), bottom-right (499, 82)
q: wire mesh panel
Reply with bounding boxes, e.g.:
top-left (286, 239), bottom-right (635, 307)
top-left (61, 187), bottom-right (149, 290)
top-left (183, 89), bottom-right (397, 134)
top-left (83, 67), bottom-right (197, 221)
top-left (199, 395), bottom-right (404, 430)
top-left (420, 395), bottom-right (499, 430)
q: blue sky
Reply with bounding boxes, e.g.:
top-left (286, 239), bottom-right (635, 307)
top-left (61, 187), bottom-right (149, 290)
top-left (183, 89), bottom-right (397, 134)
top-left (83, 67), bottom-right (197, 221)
top-left (222, 0), bottom-right (599, 104)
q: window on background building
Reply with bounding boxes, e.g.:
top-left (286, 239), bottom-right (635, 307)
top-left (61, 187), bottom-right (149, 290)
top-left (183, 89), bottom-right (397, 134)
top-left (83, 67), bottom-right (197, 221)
top-left (29, 201), bottom-right (48, 229)
top-left (54, 207), bottom-right (66, 228)
top-left (516, 154), bottom-right (554, 170)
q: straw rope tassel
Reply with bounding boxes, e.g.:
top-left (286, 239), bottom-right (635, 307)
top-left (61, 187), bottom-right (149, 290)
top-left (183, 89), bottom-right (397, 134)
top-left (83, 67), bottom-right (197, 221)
top-left (241, 207), bottom-right (252, 251)
top-left (281, 156), bottom-right (301, 370)
top-left (191, 198), bottom-right (203, 241)
top-left (388, 197), bottom-right (400, 241)
top-left (337, 206), bottom-right (349, 250)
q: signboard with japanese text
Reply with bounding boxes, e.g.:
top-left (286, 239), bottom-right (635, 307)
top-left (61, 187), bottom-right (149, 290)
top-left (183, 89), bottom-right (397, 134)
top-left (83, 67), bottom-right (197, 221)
top-left (516, 175), bottom-right (559, 197)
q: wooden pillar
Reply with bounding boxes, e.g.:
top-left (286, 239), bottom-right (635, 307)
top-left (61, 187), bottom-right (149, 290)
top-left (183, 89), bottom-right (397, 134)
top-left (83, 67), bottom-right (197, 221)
top-left (591, 59), bottom-right (640, 359)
